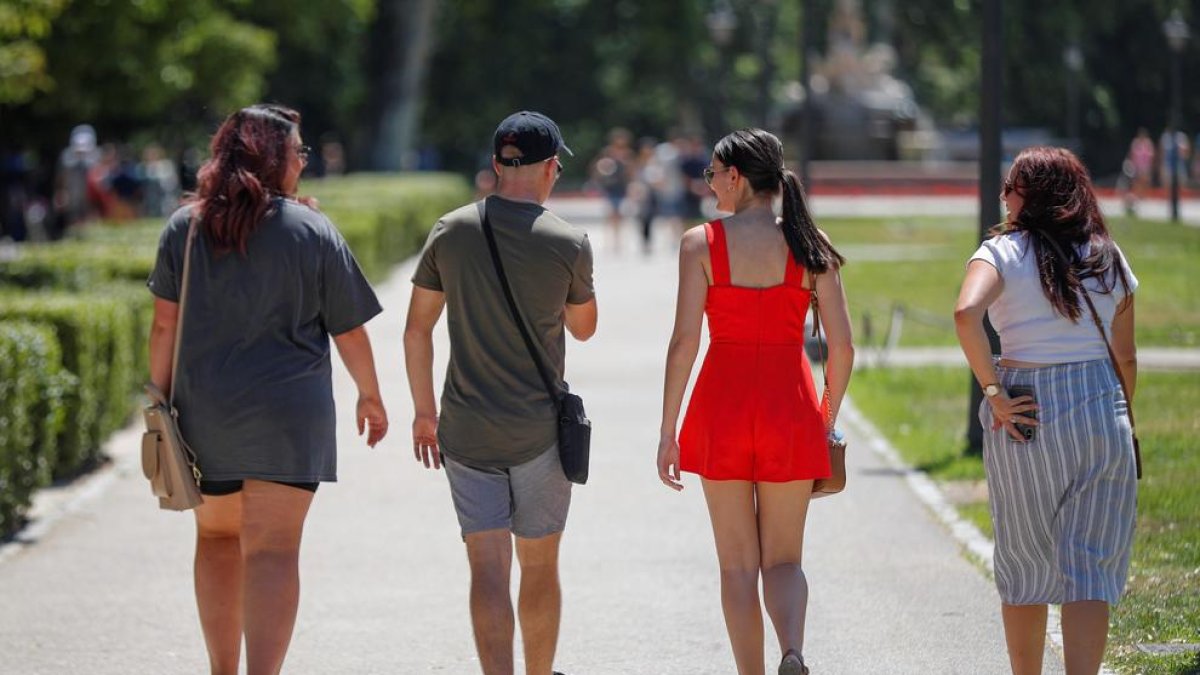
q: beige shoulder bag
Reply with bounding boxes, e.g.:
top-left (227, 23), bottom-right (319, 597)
top-left (141, 218), bottom-right (204, 510)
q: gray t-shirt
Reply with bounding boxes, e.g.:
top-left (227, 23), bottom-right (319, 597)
top-left (147, 199), bottom-right (382, 482)
top-left (412, 195), bottom-right (594, 468)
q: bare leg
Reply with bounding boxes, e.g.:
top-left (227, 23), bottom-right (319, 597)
top-left (702, 478), bottom-right (765, 675)
top-left (194, 493), bottom-right (244, 675)
top-left (608, 209), bottom-right (622, 253)
top-left (515, 533), bottom-right (564, 675)
top-left (756, 481), bottom-right (814, 662)
top-left (1001, 603), bottom-right (1048, 675)
top-left (465, 530), bottom-right (516, 675)
top-left (1061, 601), bottom-right (1109, 675)
top-left (240, 480), bottom-right (314, 675)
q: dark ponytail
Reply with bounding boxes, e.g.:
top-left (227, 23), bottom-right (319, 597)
top-left (780, 168), bottom-right (844, 273)
top-left (713, 128), bottom-right (845, 273)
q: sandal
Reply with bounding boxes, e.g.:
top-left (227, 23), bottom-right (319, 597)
top-left (779, 648), bottom-right (809, 675)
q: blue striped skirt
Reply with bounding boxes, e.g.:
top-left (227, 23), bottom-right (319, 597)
top-left (980, 359), bottom-right (1138, 605)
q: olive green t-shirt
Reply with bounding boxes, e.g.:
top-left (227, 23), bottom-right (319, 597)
top-left (412, 195), bottom-right (594, 468)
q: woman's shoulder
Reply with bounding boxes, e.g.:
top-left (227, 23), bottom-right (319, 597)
top-left (982, 229), bottom-right (1030, 255)
top-left (157, 204), bottom-right (197, 246)
top-left (680, 223), bottom-right (710, 256)
top-left (274, 198), bottom-right (340, 238)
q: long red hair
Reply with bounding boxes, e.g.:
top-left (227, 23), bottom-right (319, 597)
top-left (187, 104), bottom-right (300, 254)
top-left (1003, 146), bottom-right (1131, 321)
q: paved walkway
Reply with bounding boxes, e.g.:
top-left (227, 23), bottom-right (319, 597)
top-left (0, 199), bottom-right (1062, 674)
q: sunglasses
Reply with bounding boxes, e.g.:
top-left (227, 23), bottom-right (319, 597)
top-left (1003, 177), bottom-right (1018, 196)
top-left (703, 166), bottom-right (731, 185)
top-left (548, 156), bottom-right (563, 177)
top-left (296, 144), bottom-right (312, 165)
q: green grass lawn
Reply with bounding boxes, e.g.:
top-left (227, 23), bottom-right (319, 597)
top-left (823, 215), bottom-right (1200, 348)
top-left (851, 367), bottom-right (1200, 674)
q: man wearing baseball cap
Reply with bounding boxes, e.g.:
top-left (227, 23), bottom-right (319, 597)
top-left (404, 111), bottom-right (596, 675)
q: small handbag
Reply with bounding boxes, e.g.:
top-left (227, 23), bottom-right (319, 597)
top-left (809, 270), bottom-right (847, 498)
top-left (480, 208), bottom-right (592, 484)
top-left (141, 218), bottom-right (204, 510)
top-left (1036, 232), bottom-right (1143, 480)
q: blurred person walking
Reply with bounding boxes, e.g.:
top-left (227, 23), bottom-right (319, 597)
top-left (1158, 127), bottom-right (1189, 188)
top-left (589, 127), bottom-right (634, 252)
top-left (631, 137), bottom-right (660, 254)
top-left (146, 104), bottom-right (388, 675)
top-left (954, 146), bottom-right (1139, 675)
top-left (1120, 129), bottom-right (1155, 215)
top-left (657, 128), bottom-right (853, 675)
top-left (54, 124), bottom-right (101, 233)
top-left (139, 144), bottom-right (181, 217)
top-left (404, 111), bottom-right (597, 675)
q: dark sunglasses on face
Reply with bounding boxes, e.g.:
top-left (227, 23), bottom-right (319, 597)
top-left (548, 156), bottom-right (563, 176)
top-left (297, 144), bottom-right (312, 164)
top-left (703, 166), bottom-right (731, 185)
top-left (1003, 177), bottom-right (1016, 195)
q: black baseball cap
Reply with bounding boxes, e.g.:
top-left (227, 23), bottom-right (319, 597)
top-left (493, 111), bottom-right (574, 167)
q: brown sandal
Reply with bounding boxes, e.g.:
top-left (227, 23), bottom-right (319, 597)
top-left (779, 648), bottom-right (809, 675)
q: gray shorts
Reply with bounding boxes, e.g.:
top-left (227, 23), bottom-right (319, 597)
top-left (443, 444), bottom-right (572, 539)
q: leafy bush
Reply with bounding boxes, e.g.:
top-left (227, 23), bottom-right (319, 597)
top-left (0, 322), bottom-right (73, 535)
top-left (0, 292), bottom-right (138, 477)
top-left (0, 241), bottom-right (155, 290)
top-left (310, 173), bottom-right (472, 279)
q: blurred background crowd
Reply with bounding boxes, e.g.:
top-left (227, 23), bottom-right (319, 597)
top-left (4, 0), bottom-right (1200, 241)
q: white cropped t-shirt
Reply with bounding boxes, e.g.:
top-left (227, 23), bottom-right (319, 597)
top-left (969, 231), bottom-right (1138, 364)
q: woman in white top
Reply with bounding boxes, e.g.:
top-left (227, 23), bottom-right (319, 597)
top-left (954, 146), bottom-right (1138, 675)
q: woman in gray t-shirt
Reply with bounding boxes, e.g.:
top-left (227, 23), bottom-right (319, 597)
top-left (147, 104), bottom-right (387, 674)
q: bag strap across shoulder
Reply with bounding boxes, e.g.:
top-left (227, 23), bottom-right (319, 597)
top-left (168, 217), bottom-right (200, 407)
top-left (1035, 231), bottom-right (1141, 475)
top-left (478, 202), bottom-right (562, 408)
top-left (809, 269), bottom-right (833, 430)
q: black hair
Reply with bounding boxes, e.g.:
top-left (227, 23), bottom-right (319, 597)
top-left (712, 128), bottom-right (845, 273)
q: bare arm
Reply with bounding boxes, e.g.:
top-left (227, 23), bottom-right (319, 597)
top-left (564, 298), bottom-right (598, 341)
top-left (1110, 294), bottom-right (1137, 402)
top-left (657, 227), bottom-right (709, 491)
top-left (953, 259), bottom-right (1037, 441)
top-left (148, 297), bottom-right (178, 394)
top-left (812, 265), bottom-right (855, 429)
top-left (403, 286), bottom-right (446, 469)
top-left (332, 325), bottom-right (388, 447)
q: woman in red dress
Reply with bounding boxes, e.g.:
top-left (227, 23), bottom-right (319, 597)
top-left (658, 128), bottom-right (854, 675)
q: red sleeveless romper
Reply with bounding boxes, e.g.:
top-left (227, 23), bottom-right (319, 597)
top-left (678, 220), bottom-right (830, 482)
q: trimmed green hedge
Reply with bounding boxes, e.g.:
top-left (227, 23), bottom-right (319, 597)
top-left (0, 292), bottom-right (139, 477)
top-left (0, 322), bottom-right (73, 534)
top-left (310, 173), bottom-right (471, 280)
top-left (0, 172), bottom-right (469, 538)
top-left (0, 242), bottom-right (155, 290)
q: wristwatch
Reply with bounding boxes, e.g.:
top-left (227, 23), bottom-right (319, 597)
top-left (983, 383), bottom-right (1002, 398)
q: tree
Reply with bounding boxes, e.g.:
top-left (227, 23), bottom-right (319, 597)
top-left (1, 0), bottom-right (275, 158)
top-left (364, 0), bottom-right (440, 171)
top-left (0, 0), bottom-right (71, 105)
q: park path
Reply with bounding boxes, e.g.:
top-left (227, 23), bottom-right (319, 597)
top-left (0, 197), bottom-right (1063, 674)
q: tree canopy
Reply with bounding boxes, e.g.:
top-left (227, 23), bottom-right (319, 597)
top-left (2, 0), bottom-right (1198, 178)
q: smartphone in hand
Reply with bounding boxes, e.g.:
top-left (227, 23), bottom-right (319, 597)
top-left (1007, 385), bottom-right (1037, 441)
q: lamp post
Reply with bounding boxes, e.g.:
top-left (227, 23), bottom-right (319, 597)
top-left (1164, 10), bottom-right (1189, 223)
top-left (707, 0), bottom-right (738, 134)
top-left (967, 0), bottom-right (1004, 454)
top-left (1063, 44), bottom-right (1083, 147)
